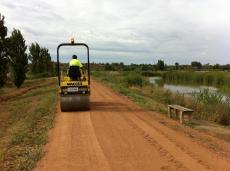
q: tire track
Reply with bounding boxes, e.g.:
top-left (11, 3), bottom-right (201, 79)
top-left (35, 110), bottom-right (112, 171)
top-left (91, 83), bottom-right (191, 170)
top-left (35, 80), bottom-right (230, 171)
top-left (92, 81), bottom-right (230, 170)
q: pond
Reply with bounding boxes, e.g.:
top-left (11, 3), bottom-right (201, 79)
top-left (149, 77), bottom-right (218, 95)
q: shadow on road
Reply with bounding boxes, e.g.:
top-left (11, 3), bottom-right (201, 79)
top-left (90, 101), bottom-right (143, 112)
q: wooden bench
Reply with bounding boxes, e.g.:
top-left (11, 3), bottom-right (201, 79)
top-left (168, 105), bottom-right (194, 124)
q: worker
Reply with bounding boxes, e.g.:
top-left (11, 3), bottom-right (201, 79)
top-left (68, 54), bottom-right (83, 80)
top-left (69, 54), bottom-right (83, 68)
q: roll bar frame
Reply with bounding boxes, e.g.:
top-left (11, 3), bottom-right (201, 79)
top-left (57, 43), bottom-right (90, 86)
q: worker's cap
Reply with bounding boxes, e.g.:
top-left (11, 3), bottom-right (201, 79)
top-left (72, 55), bottom-right (77, 59)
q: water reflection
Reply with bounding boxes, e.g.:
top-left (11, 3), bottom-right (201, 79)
top-left (163, 84), bottom-right (217, 94)
top-left (149, 77), bottom-right (161, 84)
top-left (149, 77), bottom-right (217, 94)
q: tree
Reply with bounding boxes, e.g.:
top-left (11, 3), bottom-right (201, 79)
top-left (0, 14), bottom-right (8, 87)
top-left (213, 64), bottom-right (220, 70)
top-left (175, 62), bottom-right (179, 70)
top-left (104, 63), bottom-right (113, 70)
top-left (119, 62), bottom-right (124, 70)
top-left (28, 42), bottom-right (40, 73)
top-left (191, 61), bottom-right (202, 69)
top-left (8, 29), bottom-right (28, 87)
top-left (40, 47), bottom-right (52, 73)
top-left (29, 43), bottom-right (52, 74)
top-left (156, 60), bottom-right (165, 70)
top-left (141, 64), bottom-right (150, 71)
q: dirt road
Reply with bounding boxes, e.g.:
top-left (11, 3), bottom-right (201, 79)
top-left (35, 81), bottom-right (230, 171)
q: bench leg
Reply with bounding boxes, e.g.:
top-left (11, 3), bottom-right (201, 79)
top-left (180, 111), bottom-right (184, 124)
top-left (168, 107), bottom-right (171, 118)
top-left (188, 112), bottom-right (193, 121)
top-left (175, 109), bottom-right (179, 118)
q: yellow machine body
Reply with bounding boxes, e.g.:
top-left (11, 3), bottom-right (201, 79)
top-left (57, 41), bottom-right (91, 111)
top-left (59, 76), bottom-right (90, 111)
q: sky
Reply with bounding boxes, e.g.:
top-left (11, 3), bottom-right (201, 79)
top-left (1, 0), bottom-right (230, 64)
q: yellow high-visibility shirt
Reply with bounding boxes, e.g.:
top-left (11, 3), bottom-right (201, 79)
top-left (69, 59), bottom-right (83, 68)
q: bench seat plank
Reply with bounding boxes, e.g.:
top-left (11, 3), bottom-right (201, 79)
top-left (168, 104), bottom-right (194, 124)
top-left (168, 104), bottom-right (193, 112)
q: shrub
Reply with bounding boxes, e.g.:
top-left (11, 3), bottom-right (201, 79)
top-left (141, 71), bottom-right (156, 76)
top-left (193, 89), bottom-right (223, 105)
top-left (125, 72), bottom-right (143, 87)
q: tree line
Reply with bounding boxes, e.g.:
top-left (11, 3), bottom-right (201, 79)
top-left (0, 13), bottom-right (56, 88)
top-left (91, 60), bottom-right (230, 72)
top-left (28, 42), bottom-right (57, 76)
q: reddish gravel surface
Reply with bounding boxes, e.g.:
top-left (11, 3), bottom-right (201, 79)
top-left (35, 81), bottom-right (230, 171)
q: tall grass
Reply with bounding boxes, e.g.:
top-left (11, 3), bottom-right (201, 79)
top-left (192, 89), bottom-right (223, 105)
top-left (0, 78), bottom-right (58, 170)
top-left (162, 71), bottom-right (230, 88)
top-left (191, 89), bottom-right (230, 125)
top-left (93, 71), bottom-right (230, 126)
top-left (124, 72), bottom-right (143, 87)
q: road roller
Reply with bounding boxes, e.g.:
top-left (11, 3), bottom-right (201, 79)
top-left (57, 39), bottom-right (90, 111)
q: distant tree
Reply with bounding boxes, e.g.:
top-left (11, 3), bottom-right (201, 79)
top-left (104, 63), bottom-right (113, 70)
top-left (156, 60), bottom-right (165, 70)
top-left (203, 63), bottom-right (212, 70)
top-left (29, 43), bottom-right (52, 74)
top-left (213, 64), bottom-right (220, 70)
top-left (111, 63), bottom-right (120, 70)
top-left (130, 63), bottom-right (138, 71)
top-left (0, 14), bottom-right (8, 87)
top-left (141, 64), bottom-right (149, 71)
top-left (175, 62), bottom-right (179, 70)
top-left (8, 29), bottom-right (28, 87)
top-left (222, 64), bottom-right (230, 71)
top-left (28, 42), bottom-right (40, 73)
top-left (119, 62), bottom-right (124, 70)
top-left (40, 47), bottom-right (52, 73)
top-left (191, 61), bottom-right (202, 69)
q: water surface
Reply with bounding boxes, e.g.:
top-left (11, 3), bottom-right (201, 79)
top-left (149, 77), bottom-right (218, 95)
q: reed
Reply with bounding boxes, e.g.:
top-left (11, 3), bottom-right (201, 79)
top-left (161, 71), bottom-right (230, 88)
top-left (92, 71), bottom-right (230, 125)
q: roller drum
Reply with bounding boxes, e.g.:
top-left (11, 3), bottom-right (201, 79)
top-left (60, 95), bottom-right (90, 111)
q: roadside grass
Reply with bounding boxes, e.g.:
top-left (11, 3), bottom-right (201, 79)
top-left (0, 77), bottom-right (56, 95)
top-left (92, 71), bottom-right (230, 143)
top-left (92, 71), bottom-right (169, 113)
top-left (92, 71), bottom-right (230, 125)
top-left (26, 73), bottom-right (56, 80)
top-left (0, 77), bottom-right (58, 171)
top-left (0, 87), bottom-right (17, 95)
top-left (161, 71), bottom-right (230, 88)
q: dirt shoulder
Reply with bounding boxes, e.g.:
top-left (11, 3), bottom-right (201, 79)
top-left (0, 77), bottom-right (56, 103)
top-left (0, 77), bottom-right (58, 170)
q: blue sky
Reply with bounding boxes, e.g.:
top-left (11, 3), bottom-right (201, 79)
top-left (1, 0), bottom-right (230, 64)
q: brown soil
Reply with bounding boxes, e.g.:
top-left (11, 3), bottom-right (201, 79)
top-left (0, 78), bottom-right (55, 103)
top-left (35, 81), bottom-right (230, 171)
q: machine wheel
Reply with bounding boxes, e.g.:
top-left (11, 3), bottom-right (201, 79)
top-left (60, 95), bottom-right (90, 111)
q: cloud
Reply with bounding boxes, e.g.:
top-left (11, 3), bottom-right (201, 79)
top-left (1, 1), bottom-right (17, 9)
top-left (91, 47), bottom-right (151, 53)
top-left (1, 0), bottom-right (230, 64)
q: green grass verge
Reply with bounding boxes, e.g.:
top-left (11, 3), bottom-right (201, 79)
top-left (161, 71), bottom-right (230, 90)
top-left (0, 78), bottom-right (58, 170)
top-left (92, 71), bottom-right (230, 125)
top-left (92, 71), bottom-right (169, 113)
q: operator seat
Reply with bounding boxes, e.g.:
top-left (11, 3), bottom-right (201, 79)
top-left (68, 66), bottom-right (81, 80)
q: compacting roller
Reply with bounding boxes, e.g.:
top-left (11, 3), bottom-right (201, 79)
top-left (57, 39), bottom-right (90, 111)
